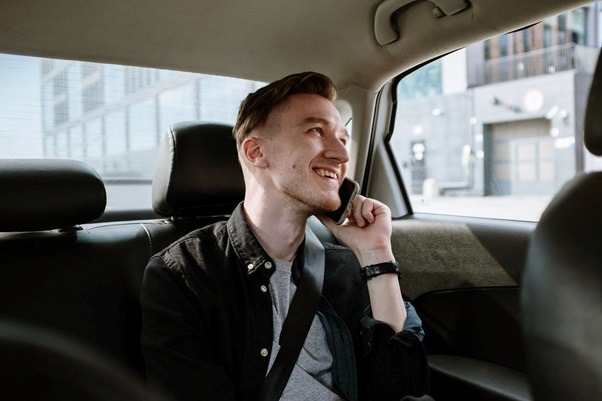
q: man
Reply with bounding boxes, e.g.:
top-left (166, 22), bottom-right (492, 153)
top-left (140, 72), bottom-right (428, 401)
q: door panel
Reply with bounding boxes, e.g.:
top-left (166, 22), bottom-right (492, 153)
top-left (391, 213), bottom-right (534, 401)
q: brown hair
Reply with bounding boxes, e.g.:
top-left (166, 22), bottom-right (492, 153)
top-left (233, 71), bottom-right (337, 145)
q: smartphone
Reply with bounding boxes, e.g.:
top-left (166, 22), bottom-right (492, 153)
top-left (324, 177), bottom-right (360, 225)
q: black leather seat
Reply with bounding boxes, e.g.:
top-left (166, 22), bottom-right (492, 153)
top-left (0, 158), bottom-right (106, 231)
top-left (0, 158), bottom-right (158, 375)
top-left (0, 319), bottom-right (169, 401)
top-left (522, 49), bottom-right (602, 400)
top-left (140, 121), bottom-right (246, 254)
top-left (0, 124), bottom-right (249, 399)
top-left (152, 121), bottom-right (245, 218)
top-left (0, 159), bottom-right (169, 400)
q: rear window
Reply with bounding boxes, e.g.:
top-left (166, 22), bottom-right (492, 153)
top-left (0, 54), bottom-right (265, 211)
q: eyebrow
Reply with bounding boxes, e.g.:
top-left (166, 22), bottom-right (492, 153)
top-left (297, 117), bottom-right (350, 139)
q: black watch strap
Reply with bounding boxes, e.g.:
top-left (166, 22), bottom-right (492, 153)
top-left (360, 261), bottom-right (400, 282)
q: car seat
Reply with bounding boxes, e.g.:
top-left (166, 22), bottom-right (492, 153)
top-left (522, 49), bottom-right (602, 400)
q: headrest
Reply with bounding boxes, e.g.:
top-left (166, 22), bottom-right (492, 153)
top-left (584, 49), bottom-right (602, 156)
top-left (0, 159), bottom-right (106, 232)
top-left (152, 122), bottom-right (245, 218)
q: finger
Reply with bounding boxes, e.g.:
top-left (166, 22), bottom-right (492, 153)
top-left (351, 196), bottom-right (367, 227)
top-left (361, 197), bottom-right (376, 224)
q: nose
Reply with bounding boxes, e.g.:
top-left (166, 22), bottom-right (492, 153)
top-left (324, 135), bottom-right (350, 164)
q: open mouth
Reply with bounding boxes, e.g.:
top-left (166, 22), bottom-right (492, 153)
top-left (314, 168), bottom-right (338, 180)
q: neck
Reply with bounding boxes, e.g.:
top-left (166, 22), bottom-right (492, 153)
top-left (243, 190), bottom-right (308, 262)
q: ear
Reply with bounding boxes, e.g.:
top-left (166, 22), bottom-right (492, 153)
top-left (242, 136), bottom-right (268, 168)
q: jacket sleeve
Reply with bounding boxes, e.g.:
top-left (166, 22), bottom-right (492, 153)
top-left (140, 256), bottom-right (237, 401)
top-left (360, 302), bottom-right (430, 401)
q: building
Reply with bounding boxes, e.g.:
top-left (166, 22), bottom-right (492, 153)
top-left (41, 60), bottom-right (263, 179)
top-left (392, 2), bottom-right (602, 197)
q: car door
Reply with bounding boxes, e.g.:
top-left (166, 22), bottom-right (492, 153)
top-left (391, 214), bottom-right (533, 401)
top-left (362, 12), bottom-right (601, 400)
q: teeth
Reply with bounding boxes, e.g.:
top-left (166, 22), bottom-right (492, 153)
top-left (316, 169), bottom-right (338, 179)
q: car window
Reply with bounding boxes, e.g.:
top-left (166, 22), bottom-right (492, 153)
top-left (388, 5), bottom-right (601, 221)
top-left (0, 54), bottom-right (265, 211)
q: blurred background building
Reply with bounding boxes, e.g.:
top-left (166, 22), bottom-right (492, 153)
top-left (392, 2), bottom-right (602, 197)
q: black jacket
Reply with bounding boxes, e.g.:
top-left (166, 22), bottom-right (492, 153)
top-left (140, 203), bottom-right (428, 401)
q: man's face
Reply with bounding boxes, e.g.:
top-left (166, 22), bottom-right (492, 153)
top-left (261, 93), bottom-right (350, 214)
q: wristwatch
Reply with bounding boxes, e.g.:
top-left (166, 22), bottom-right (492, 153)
top-left (360, 261), bottom-right (401, 282)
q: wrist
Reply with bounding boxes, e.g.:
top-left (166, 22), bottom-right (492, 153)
top-left (360, 261), bottom-right (401, 283)
top-left (355, 247), bottom-right (395, 267)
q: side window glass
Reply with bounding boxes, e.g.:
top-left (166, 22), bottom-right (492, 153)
top-left (389, 4), bottom-right (601, 221)
top-left (0, 55), bottom-right (265, 211)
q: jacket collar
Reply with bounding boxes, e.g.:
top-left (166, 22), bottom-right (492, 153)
top-left (227, 202), bottom-right (305, 280)
top-left (227, 202), bottom-right (275, 276)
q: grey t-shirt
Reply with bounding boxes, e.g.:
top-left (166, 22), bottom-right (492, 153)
top-left (267, 258), bottom-right (345, 401)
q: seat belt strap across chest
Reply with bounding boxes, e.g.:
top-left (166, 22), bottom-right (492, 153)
top-left (259, 225), bottom-right (325, 401)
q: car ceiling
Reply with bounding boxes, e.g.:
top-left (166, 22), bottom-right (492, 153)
top-left (0, 0), bottom-right (592, 93)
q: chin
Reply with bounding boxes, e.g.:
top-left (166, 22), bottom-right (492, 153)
top-left (287, 188), bottom-right (340, 214)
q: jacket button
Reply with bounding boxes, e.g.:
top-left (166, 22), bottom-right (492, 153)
top-left (247, 263), bottom-right (254, 271)
top-left (260, 348), bottom-right (269, 357)
top-left (260, 285), bottom-right (268, 293)
top-left (265, 261), bottom-right (273, 269)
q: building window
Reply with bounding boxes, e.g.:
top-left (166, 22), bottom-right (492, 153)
top-left (83, 80), bottom-right (104, 113)
top-left (125, 66), bottom-right (158, 94)
top-left (54, 100), bottom-right (68, 126)
top-left (569, 8), bottom-right (588, 45)
top-left (53, 70), bottom-right (68, 96)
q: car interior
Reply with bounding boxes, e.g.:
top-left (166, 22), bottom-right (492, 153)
top-left (0, 0), bottom-right (600, 400)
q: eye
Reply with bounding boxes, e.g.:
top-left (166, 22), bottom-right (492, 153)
top-left (308, 127), bottom-right (323, 136)
top-left (339, 137), bottom-right (348, 146)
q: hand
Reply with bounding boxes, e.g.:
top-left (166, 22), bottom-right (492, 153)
top-left (317, 195), bottom-right (395, 267)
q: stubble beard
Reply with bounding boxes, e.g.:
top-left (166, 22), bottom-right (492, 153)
top-left (281, 177), bottom-right (341, 215)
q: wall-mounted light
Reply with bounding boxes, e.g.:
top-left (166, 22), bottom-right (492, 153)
top-left (523, 89), bottom-right (544, 113)
top-left (412, 142), bottom-right (425, 161)
top-left (546, 105), bottom-right (560, 120)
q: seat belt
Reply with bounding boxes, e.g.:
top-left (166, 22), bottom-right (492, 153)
top-left (259, 225), bottom-right (325, 401)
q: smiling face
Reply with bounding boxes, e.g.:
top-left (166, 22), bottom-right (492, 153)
top-left (259, 93), bottom-right (350, 214)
